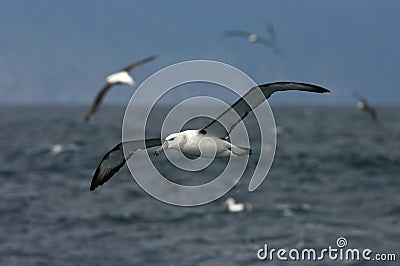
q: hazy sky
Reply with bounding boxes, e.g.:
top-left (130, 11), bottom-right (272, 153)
top-left (0, 1), bottom-right (399, 105)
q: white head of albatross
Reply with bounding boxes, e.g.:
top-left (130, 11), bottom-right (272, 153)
top-left (154, 132), bottom-right (181, 156)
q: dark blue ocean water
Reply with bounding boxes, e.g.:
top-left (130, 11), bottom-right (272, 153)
top-left (1, 106), bottom-right (399, 266)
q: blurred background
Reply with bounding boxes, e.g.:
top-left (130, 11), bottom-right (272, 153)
top-left (1, 0), bottom-right (399, 105)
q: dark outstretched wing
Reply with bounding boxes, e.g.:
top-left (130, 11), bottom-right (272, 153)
top-left (84, 83), bottom-right (114, 121)
top-left (366, 107), bottom-right (378, 123)
top-left (266, 23), bottom-right (276, 43)
top-left (90, 138), bottom-right (162, 191)
top-left (200, 82), bottom-right (330, 138)
top-left (255, 36), bottom-right (281, 54)
top-left (121, 54), bottom-right (158, 72)
top-left (353, 92), bottom-right (368, 104)
top-left (224, 30), bottom-right (251, 38)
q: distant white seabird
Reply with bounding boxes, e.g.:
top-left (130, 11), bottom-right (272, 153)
top-left (90, 82), bottom-right (330, 191)
top-left (224, 30), bottom-right (280, 54)
top-left (84, 55), bottom-right (158, 121)
top-left (353, 92), bottom-right (378, 123)
top-left (224, 197), bottom-right (252, 212)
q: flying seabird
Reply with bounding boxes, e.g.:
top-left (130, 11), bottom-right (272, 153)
top-left (84, 54), bottom-right (158, 121)
top-left (224, 30), bottom-right (280, 54)
top-left (353, 93), bottom-right (378, 123)
top-left (90, 82), bottom-right (330, 191)
top-left (224, 197), bottom-right (252, 212)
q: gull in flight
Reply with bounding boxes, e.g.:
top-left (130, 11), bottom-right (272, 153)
top-left (353, 92), bottom-right (378, 123)
top-left (224, 197), bottom-right (252, 212)
top-left (224, 30), bottom-right (280, 54)
top-left (84, 55), bottom-right (158, 121)
top-left (90, 82), bottom-right (330, 191)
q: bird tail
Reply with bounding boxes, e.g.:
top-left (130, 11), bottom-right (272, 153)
top-left (230, 145), bottom-right (252, 156)
top-left (244, 203), bottom-right (253, 211)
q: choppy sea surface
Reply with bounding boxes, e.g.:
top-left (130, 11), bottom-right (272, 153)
top-left (1, 105), bottom-right (399, 266)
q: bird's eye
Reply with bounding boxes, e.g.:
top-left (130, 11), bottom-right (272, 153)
top-left (169, 138), bottom-right (175, 141)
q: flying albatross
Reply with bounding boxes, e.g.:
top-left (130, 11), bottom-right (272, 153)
top-left (84, 54), bottom-right (158, 121)
top-left (90, 82), bottom-right (330, 191)
top-left (353, 92), bottom-right (378, 123)
top-left (224, 30), bottom-right (280, 54)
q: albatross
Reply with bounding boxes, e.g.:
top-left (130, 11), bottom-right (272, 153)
top-left (84, 54), bottom-right (158, 121)
top-left (224, 30), bottom-right (280, 54)
top-left (90, 82), bottom-right (330, 191)
top-left (353, 92), bottom-right (378, 123)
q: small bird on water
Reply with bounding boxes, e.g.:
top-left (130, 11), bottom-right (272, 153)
top-left (224, 197), bottom-right (252, 212)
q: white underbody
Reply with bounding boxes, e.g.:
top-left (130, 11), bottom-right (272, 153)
top-left (106, 71), bottom-right (135, 86)
top-left (248, 34), bottom-right (258, 43)
top-left (357, 102), bottom-right (366, 110)
top-left (225, 198), bottom-right (252, 212)
top-left (165, 130), bottom-right (250, 158)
